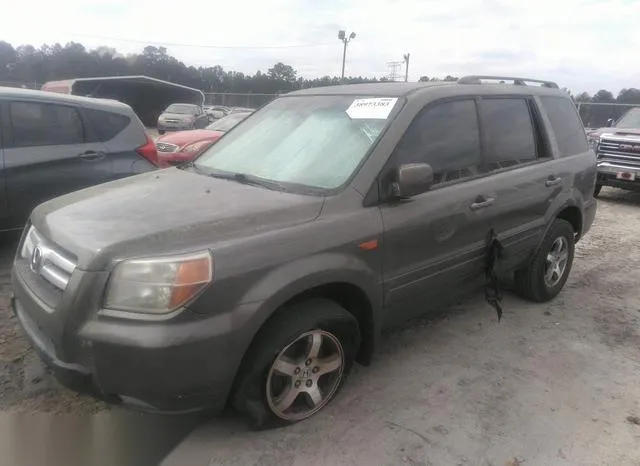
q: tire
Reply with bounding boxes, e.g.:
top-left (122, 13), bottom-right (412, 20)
top-left (514, 218), bottom-right (575, 303)
top-left (158, 130), bottom-right (165, 135)
top-left (594, 183), bottom-right (602, 197)
top-left (232, 299), bottom-right (360, 429)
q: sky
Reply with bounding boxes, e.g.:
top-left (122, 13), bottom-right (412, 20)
top-left (3, 0), bottom-right (640, 94)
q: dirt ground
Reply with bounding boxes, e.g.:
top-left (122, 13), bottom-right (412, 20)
top-left (1, 188), bottom-right (640, 466)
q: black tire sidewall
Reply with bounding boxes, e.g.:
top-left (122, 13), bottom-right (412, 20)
top-left (527, 219), bottom-right (575, 302)
top-left (232, 299), bottom-right (360, 428)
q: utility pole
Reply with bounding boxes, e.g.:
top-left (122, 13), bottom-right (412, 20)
top-left (338, 30), bottom-right (356, 79)
top-left (403, 53), bottom-right (410, 82)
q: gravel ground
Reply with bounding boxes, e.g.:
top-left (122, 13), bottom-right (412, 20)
top-left (1, 188), bottom-right (640, 465)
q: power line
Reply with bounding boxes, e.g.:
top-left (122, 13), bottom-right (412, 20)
top-left (71, 34), bottom-right (336, 50)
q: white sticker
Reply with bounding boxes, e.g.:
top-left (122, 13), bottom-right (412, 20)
top-left (346, 98), bottom-right (398, 120)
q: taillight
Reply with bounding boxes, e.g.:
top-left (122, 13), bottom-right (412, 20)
top-left (136, 133), bottom-right (159, 167)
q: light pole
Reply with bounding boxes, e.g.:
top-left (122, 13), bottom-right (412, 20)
top-left (403, 53), bottom-right (410, 82)
top-left (338, 30), bottom-right (356, 79)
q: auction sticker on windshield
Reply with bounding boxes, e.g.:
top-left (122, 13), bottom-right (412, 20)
top-left (346, 98), bottom-right (398, 120)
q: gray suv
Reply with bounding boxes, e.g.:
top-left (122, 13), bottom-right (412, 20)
top-left (0, 87), bottom-right (158, 232)
top-left (11, 76), bottom-right (597, 427)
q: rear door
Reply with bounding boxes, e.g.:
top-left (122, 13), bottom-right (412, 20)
top-left (3, 100), bottom-right (112, 225)
top-left (476, 96), bottom-right (558, 270)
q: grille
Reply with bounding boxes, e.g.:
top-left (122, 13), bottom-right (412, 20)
top-left (597, 136), bottom-right (640, 169)
top-left (20, 226), bottom-right (77, 292)
top-left (156, 142), bottom-right (179, 153)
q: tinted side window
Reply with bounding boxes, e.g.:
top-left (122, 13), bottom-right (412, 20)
top-left (539, 96), bottom-right (588, 157)
top-left (10, 102), bottom-right (84, 147)
top-left (394, 99), bottom-right (482, 185)
top-left (85, 108), bottom-right (131, 142)
top-left (480, 98), bottom-right (537, 170)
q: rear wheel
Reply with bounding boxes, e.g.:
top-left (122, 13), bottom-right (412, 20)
top-left (232, 299), bottom-right (360, 429)
top-left (515, 219), bottom-right (575, 302)
top-left (158, 130), bottom-right (165, 135)
top-left (594, 183), bottom-right (602, 197)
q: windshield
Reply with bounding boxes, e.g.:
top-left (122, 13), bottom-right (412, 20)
top-left (165, 104), bottom-right (197, 114)
top-left (615, 107), bottom-right (640, 128)
top-left (206, 113), bottom-right (249, 132)
top-left (194, 95), bottom-right (399, 191)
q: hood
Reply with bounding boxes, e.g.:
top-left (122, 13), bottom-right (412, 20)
top-left (159, 112), bottom-right (193, 120)
top-left (157, 130), bottom-right (223, 147)
top-left (590, 127), bottom-right (640, 138)
top-left (31, 169), bottom-right (324, 271)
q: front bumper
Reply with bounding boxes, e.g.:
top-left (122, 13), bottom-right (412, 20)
top-left (157, 151), bottom-right (198, 168)
top-left (596, 162), bottom-right (640, 191)
top-left (157, 122), bottom-right (194, 132)
top-left (11, 264), bottom-right (255, 414)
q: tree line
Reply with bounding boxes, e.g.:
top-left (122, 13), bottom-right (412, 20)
top-left (1, 41), bottom-right (638, 127)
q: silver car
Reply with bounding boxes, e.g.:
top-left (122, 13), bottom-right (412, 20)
top-left (157, 103), bottom-right (209, 134)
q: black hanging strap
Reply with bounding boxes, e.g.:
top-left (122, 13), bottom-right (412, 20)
top-left (485, 228), bottom-right (505, 321)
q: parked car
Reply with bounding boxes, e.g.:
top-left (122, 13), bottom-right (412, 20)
top-left (0, 86), bottom-right (158, 232)
top-left (156, 112), bottom-right (252, 167)
top-left (157, 103), bottom-right (209, 134)
top-left (228, 106), bottom-right (254, 114)
top-left (586, 107), bottom-right (640, 196)
top-left (12, 77), bottom-right (597, 427)
top-left (204, 105), bottom-right (230, 122)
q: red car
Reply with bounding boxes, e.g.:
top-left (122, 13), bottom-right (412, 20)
top-left (155, 112), bottom-right (251, 167)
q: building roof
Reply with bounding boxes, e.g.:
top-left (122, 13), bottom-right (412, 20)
top-left (0, 85), bottom-right (129, 109)
top-left (43, 75), bottom-right (203, 92)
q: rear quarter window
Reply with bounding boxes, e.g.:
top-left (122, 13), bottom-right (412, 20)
top-left (85, 108), bottom-right (131, 142)
top-left (539, 96), bottom-right (588, 157)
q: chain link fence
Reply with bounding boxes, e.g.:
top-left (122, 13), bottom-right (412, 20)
top-left (576, 102), bottom-right (640, 130)
top-left (204, 92), bottom-right (279, 109)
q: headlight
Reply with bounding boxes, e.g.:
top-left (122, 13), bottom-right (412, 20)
top-left (104, 250), bottom-right (213, 314)
top-left (182, 141), bottom-right (212, 153)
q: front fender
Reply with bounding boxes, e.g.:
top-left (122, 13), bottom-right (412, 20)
top-left (242, 252), bottom-right (381, 326)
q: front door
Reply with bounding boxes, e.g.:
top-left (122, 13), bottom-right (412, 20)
top-left (3, 100), bottom-right (112, 227)
top-left (379, 98), bottom-right (495, 326)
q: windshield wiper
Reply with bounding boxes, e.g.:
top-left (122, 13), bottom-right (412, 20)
top-left (208, 171), bottom-right (288, 192)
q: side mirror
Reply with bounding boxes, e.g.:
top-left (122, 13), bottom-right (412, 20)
top-left (389, 163), bottom-right (434, 199)
top-left (606, 118), bottom-right (615, 127)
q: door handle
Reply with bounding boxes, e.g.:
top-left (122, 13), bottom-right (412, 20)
top-left (469, 196), bottom-right (496, 211)
top-left (78, 150), bottom-right (106, 161)
top-left (545, 176), bottom-right (562, 187)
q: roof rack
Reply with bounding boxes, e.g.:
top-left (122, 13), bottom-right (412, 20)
top-left (458, 75), bottom-right (559, 89)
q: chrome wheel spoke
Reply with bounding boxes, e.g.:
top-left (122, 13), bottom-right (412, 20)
top-left (272, 356), bottom-right (298, 376)
top-left (307, 332), bottom-right (323, 359)
top-left (274, 384), bottom-right (301, 412)
top-left (306, 385), bottom-right (323, 408)
top-left (317, 353), bottom-right (342, 376)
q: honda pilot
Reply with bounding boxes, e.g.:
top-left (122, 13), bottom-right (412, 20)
top-left (11, 76), bottom-right (597, 428)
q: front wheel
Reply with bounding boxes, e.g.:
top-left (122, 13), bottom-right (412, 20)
top-left (515, 219), bottom-right (575, 302)
top-left (232, 299), bottom-right (360, 429)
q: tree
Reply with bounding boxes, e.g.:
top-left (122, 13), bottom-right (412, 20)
top-left (0, 39), bottom-right (627, 127)
top-left (617, 88), bottom-right (640, 104)
top-left (267, 62), bottom-right (296, 83)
